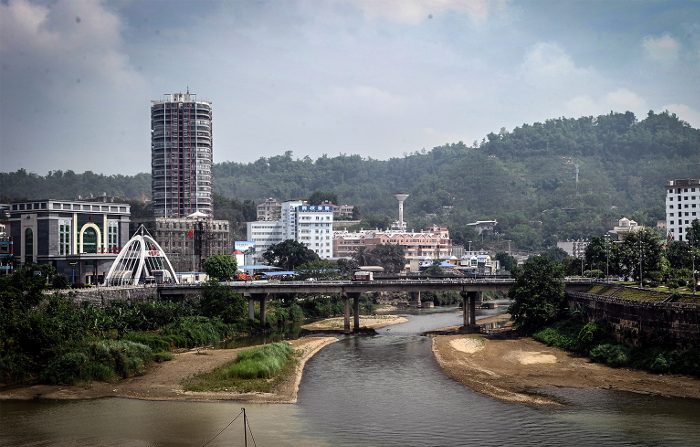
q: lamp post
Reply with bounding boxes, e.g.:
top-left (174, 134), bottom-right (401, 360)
top-left (468, 240), bottom-right (472, 252)
top-left (639, 237), bottom-right (643, 289)
top-left (605, 235), bottom-right (610, 283)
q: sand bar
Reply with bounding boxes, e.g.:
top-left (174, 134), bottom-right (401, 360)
top-left (0, 336), bottom-right (337, 403)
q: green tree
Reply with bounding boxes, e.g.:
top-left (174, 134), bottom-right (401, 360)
top-left (296, 259), bottom-right (340, 280)
top-left (540, 247), bottom-right (569, 263)
top-left (665, 240), bottom-right (692, 270)
top-left (263, 240), bottom-right (320, 270)
top-left (618, 228), bottom-right (662, 283)
top-left (584, 236), bottom-right (610, 272)
top-left (508, 256), bottom-right (565, 334)
top-left (200, 282), bottom-right (246, 324)
top-left (353, 244), bottom-right (406, 274)
top-left (495, 252), bottom-right (517, 273)
top-left (308, 191), bottom-right (339, 205)
top-left (202, 255), bottom-right (237, 281)
top-left (687, 220), bottom-right (700, 249)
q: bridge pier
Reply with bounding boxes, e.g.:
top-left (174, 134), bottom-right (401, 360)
top-left (343, 293), bottom-right (351, 334)
top-left (461, 291), bottom-right (479, 330)
top-left (248, 296), bottom-right (255, 321)
top-left (341, 292), bottom-right (362, 333)
top-left (249, 293), bottom-right (269, 327)
top-left (409, 291), bottom-right (422, 308)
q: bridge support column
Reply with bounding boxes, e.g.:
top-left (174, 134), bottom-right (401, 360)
top-left (409, 291), bottom-right (422, 308)
top-left (251, 293), bottom-right (268, 327)
top-left (343, 293), bottom-right (351, 334)
top-left (247, 296), bottom-right (255, 321)
top-left (353, 293), bottom-right (360, 333)
top-left (460, 291), bottom-right (479, 331)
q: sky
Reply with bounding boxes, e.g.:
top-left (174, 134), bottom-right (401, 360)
top-left (1, 0), bottom-right (699, 175)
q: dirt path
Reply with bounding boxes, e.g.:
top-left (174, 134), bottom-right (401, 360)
top-left (0, 337), bottom-right (337, 403)
top-left (432, 334), bottom-right (700, 406)
top-left (302, 314), bottom-right (408, 331)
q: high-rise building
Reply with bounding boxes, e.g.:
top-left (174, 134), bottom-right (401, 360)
top-left (666, 179), bottom-right (700, 242)
top-left (151, 91), bottom-right (213, 218)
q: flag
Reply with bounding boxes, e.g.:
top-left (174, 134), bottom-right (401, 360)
top-left (187, 229), bottom-right (194, 238)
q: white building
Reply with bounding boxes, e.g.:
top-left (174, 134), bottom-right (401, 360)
top-left (557, 239), bottom-right (590, 258)
top-left (247, 202), bottom-right (334, 262)
top-left (246, 220), bottom-right (284, 263)
top-left (666, 179), bottom-right (700, 242)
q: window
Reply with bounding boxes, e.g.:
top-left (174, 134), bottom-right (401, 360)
top-left (59, 220), bottom-right (71, 255)
top-left (108, 221), bottom-right (119, 252)
top-left (83, 228), bottom-right (98, 253)
top-left (24, 228), bottom-right (33, 264)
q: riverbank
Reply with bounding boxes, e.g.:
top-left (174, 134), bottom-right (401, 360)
top-left (0, 336), bottom-right (337, 403)
top-left (301, 314), bottom-right (408, 331)
top-left (432, 333), bottom-right (700, 406)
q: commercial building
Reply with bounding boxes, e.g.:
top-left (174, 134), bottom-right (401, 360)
top-left (333, 225), bottom-right (452, 260)
top-left (7, 199), bottom-right (131, 284)
top-left (151, 91), bottom-right (213, 218)
top-left (666, 179), bottom-right (700, 242)
top-left (247, 202), bottom-right (334, 262)
top-left (133, 213), bottom-right (230, 272)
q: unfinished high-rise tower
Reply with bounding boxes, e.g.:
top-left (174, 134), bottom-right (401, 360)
top-left (151, 91), bottom-right (213, 218)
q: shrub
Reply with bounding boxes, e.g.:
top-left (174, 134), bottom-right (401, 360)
top-left (123, 331), bottom-right (172, 352)
top-left (589, 343), bottom-right (631, 367)
top-left (41, 351), bottom-right (90, 384)
top-left (576, 322), bottom-right (606, 352)
top-left (162, 316), bottom-right (226, 348)
top-left (89, 340), bottom-right (153, 378)
top-left (226, 342), bottom-right (294, 379)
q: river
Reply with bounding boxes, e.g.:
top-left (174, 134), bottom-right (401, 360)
top-left (2, 307), bottom-right (699, 446)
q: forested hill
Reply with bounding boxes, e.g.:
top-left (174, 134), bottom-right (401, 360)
top-left (2, 111), bottom-right (698, 250)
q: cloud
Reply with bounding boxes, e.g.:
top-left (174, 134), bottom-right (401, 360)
top-left (0, 0), bottom-right (146, 173)
top-left (642, 33), bottom-right (680, 64)
top-left (660, 103), bottom-right (700, 127)
top-left (565, 88), bottom-right (648, 117)
top-left (342, 0), bottom-right (500, 25)
top-left (520, 42), bottom-right (593, 81)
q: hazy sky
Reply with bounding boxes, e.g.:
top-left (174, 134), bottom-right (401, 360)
top-left (1, 0), bottom-right (699, 175)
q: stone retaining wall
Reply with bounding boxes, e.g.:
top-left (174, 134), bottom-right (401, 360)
top-left (567, 291), bottom-right (700, 347)
top-left (51, 286), bottom-right (159, 307)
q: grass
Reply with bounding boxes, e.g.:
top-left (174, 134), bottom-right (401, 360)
top-left (586, 284), bottom-right (670, 302)
top-left (182, 342), bottom-right (297, 393)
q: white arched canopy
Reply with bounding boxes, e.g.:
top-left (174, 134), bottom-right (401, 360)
top-left (104, 226), bottom-right (179, 286)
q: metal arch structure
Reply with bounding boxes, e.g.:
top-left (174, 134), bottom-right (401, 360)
top-left (104, 226), bottom-right (179, 286)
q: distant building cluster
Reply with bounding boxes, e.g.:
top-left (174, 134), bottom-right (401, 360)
top-left (247, 201), bottom-right (334, 262)
top-left (256, 197), bottom-right (354, 222)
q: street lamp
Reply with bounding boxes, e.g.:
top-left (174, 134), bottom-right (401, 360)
top-left (468, 240), bottom-right (472, 252)
top-left (604, 235), bottom-right (610, 283)
top-left (639, 237), bottom-right (643, 289)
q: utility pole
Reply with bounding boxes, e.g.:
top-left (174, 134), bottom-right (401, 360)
top-left (605, 235), bottom-right (610, 283)
top-left (639, 237), bottom-right (643, 289)
top-left (243, 407), bottom-right (248, 447)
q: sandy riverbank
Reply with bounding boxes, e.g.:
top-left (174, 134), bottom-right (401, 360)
top-left (301, 314), bottom-right (408, 331)
top-left (0, 336), bottom-right (337, 403)
top-left (432, 333), bottom-right (700, 406)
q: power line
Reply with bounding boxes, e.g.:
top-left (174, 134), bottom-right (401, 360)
top-left (201, 409), bottom-right (243, 447)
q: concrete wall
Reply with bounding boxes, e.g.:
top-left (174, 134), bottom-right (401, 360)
top-left (567, 291), bottom-right (699, 348)
top-left (52, 286), bottom-right (159, 307)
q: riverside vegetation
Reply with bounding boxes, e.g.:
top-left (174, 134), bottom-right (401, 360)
top-left (0, 266), bottom-right (371, 386)
top-left (509, 256), bottom-right (700, 376)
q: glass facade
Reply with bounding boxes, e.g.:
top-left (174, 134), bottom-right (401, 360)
top-left (59, 220), bottom-right (71, 255)
top-left (83, 228), bottom-right (97, 254)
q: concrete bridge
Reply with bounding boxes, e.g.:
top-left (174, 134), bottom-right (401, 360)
top-left (158, 278), bottom-right (596, 334)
